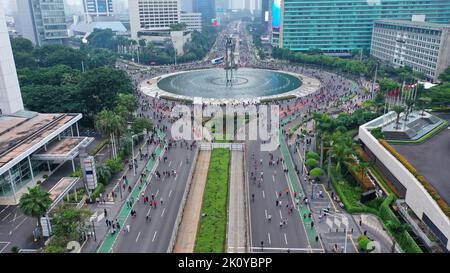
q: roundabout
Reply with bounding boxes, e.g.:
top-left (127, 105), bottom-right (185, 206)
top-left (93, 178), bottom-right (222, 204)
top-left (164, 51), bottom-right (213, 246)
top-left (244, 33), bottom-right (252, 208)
top-left (141, 68), bottom-right (321, 104)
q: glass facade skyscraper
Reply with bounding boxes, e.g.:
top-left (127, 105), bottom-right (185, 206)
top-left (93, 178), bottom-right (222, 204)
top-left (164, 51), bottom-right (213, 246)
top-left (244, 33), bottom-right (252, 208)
top-left (277, 0), bottom-right (450, 53)
top-left (193, 0), bottom-right (216, 21)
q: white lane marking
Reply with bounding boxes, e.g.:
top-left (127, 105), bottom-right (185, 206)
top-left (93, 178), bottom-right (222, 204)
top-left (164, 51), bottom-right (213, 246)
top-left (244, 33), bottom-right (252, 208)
top-left (135, 232), bottom-right (141, 242)
top-left (250, 247), bottom-right (323, 252)
top-left (279, 210), bottom-right (283, 219)
top-left (168, 189), bottom-right (173, 198)
top-left (0, 242), bottom-right (10, 253)
top-left (8, 214), bottom-right (23, 223)
top-left (97, 214), bottom-right (105, 222)
top-left (262, 190), bottom-right (265, 199)
top-left (11, 217), bottom-right (27, 233)
top-left (152, 231), bottom-right (158, 242)
top-left (0, 206), bottom-right (9, 215)
top-left (179, 161), bottom-right (182, 167)
top-left (267, 233), bottom-right (271, 245)
top-left (169, 161), bottom-right (172, 167)
top-left (2, 212), bottom-right (11, 221)
top-left (161, 208), bottom-right (166, 217)
top-left (155, 190), bottom-right (159, 197)
top-left (284, 233), bottom-right (288, 245)
top-left (265, 210), bottom-right (268, 219)
top-left (272, 175), bottom-right (275, 182)
top-left (274, 191), bottom-right (278, 199)
top-left (146, 207), bottom-right (152, 216)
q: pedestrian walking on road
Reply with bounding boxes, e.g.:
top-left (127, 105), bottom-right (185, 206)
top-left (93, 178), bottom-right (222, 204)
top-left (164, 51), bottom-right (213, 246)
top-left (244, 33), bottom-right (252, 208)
top-left (160, 197), bottom-right (163, 205)
top-left (104, 209), bottom-right (107, 218)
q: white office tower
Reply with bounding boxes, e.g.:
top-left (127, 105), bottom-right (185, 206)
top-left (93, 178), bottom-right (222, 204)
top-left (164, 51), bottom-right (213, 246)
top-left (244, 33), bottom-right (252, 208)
top-left (0, 2), bottom-right (24, 115)
top-left (181, 0), bottom-right (194, 12)
top-left (84, 0), bottom-right (114, 17)
top-left (129, 0), bottom-right (181, 40)
top-left (16, 0), bottom-right (68, 46)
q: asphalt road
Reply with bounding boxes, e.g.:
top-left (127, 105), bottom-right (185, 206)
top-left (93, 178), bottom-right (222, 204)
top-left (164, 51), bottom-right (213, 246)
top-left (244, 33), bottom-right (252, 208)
top-left (246, 139), bottom-right (312, 253)
top-left (111, 143), bottom-right (195, 253)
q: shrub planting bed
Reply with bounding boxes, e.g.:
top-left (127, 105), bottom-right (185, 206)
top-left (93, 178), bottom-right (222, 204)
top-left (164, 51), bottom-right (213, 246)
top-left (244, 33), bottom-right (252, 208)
top-left (194, 149), bottom-right (231, 253)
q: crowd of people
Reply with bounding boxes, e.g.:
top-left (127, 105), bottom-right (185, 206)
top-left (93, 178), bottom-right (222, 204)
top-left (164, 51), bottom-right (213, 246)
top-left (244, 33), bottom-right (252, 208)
top-left (105, 19), bottom-right (376, 252)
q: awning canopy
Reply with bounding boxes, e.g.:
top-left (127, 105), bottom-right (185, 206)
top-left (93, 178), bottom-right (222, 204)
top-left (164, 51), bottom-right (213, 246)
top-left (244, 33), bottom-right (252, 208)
top-left (32, 137), bottom-right (94, 161)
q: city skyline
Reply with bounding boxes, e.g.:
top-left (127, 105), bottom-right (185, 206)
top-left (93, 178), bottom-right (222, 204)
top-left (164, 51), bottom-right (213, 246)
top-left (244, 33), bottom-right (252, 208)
top-left (1, 0), bottom-right (450, 258)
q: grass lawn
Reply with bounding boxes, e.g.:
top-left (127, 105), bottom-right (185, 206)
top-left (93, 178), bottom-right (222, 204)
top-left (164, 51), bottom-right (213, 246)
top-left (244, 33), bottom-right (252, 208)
top-left (194, 149), bottom-right (231, 253)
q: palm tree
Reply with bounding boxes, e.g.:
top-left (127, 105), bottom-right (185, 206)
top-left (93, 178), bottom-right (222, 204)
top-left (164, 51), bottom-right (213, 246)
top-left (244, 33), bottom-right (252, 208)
top-left (116, 94), bottom-right (138, 122)
top-left (417, 97), bottom-right (432, 116)
top-left (357, 162), bottom-right (370, 182)
top-left (403, 99), bottom-right (415, 121)
top-left (19, 186), bottom-right (52, 231)
top-left (96, 163), bottom-right (112, 184)
top-left (393, 105), bottom-right (405, 129)
top-left (95, 110), bottom-right (125, 159)
top-left (314, 113), bottom-right (334, 168)
top-left (331, 143), bottom-right (353, 174)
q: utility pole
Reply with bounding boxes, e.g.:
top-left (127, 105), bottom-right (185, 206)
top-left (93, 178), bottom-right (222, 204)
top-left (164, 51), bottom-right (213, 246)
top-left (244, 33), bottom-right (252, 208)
top-left (174, 48), bottom-right (177, 66)
top-left (371, 63), bottom-right (379, 98)
top-left (137, 46), bottom-right (140, 64)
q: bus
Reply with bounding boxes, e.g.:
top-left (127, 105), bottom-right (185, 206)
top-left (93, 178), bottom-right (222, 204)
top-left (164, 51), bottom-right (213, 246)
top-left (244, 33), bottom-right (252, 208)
top-left (211, 56), bottom-right (224, 65)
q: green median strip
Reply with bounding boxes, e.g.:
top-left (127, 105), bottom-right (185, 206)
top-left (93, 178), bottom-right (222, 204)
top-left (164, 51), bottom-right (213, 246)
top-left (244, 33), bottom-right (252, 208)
top-left (194, 149), bottom-right (230, 253)
top-left (97, 130), bottom-right (166, 253)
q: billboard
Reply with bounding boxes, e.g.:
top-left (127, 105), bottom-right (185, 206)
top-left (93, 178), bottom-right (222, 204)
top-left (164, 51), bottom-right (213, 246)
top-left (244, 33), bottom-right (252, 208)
top-left (272, 0), bottom-right (281, 28)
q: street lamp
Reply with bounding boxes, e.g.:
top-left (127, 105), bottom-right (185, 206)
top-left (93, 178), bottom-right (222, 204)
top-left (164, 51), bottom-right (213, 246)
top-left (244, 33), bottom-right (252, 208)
top-left (91, 218), bottom-right (97, 242)
top-left (131, 129), bottom-right (148, 176)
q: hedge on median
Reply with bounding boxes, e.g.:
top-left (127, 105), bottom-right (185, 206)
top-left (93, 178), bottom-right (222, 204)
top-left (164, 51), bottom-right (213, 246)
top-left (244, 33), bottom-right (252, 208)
top-left (194, 149), bottom-right (230, 253)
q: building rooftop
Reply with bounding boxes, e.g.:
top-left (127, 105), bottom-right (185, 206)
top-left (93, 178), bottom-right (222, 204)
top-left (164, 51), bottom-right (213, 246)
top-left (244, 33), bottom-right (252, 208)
top-left (391, 113), bottom-right (450, 205)
top-left (0, 112), bottom-right (81, 169)
top-left (375, 19), bottom-right (450, 30)
top-left (71, 21), bottom-right (127, 34)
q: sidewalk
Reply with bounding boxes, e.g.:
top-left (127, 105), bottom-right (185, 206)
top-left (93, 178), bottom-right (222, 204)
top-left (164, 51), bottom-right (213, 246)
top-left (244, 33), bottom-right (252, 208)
top-left (173, 150), bottom-right (211, 253)
top-left (82, 131), bottom-right (164, 253)
top-left (96, 130), bottom-right (166, 253)
top-left (279, 132), bottom-right (322, 250)
top-left (227, 151), bottom-right (246, 253)
top-left (353, 214), bottom-right (401, 253)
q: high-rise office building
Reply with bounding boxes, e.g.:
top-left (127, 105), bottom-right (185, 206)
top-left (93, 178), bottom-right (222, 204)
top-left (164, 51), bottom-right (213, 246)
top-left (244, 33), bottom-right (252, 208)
top-left (16, 0), bottom-right (68, 46)
top-left (193, 0), bottom-right (216, 22)
top-left (261, 0), bottom-right (269, 24)
top-left (83, 0), bottom-right (114, 17)
top-left (274, 0), bottom-right (450, 53)
top-left (180, 12), bottom-right (202, 32)
top-left (371, 19), bottom-right (450, 83)
top-left (181, 0), bottom-right (194, 12)
top-left (129, 0), bottom-right (181, 40)
top-left (0, 1), bottom-right (24, 115)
